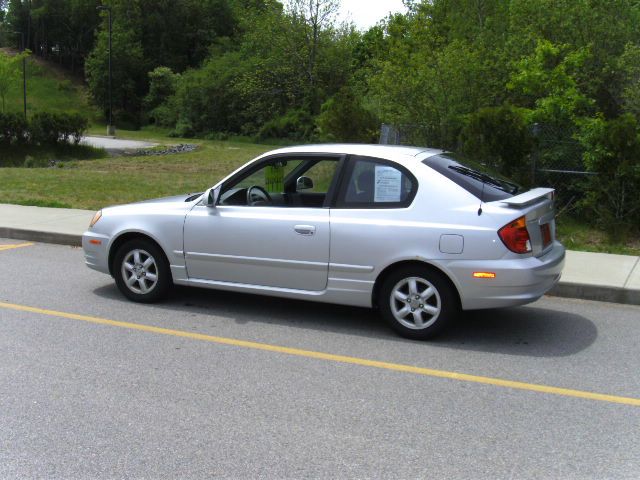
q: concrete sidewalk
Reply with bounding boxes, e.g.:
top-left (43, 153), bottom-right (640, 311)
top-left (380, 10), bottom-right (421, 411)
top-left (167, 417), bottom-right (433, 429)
top-left (1, 203), bottom-right (639, 306)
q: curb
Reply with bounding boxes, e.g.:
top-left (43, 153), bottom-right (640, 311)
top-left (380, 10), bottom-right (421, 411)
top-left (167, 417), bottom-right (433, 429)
top-left (549, 282), bottom-right (640, 306)
top-left (0, 228), bottom-right (82, 247)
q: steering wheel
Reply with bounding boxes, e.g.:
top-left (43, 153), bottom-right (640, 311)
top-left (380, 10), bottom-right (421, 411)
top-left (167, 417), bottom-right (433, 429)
top-left (246, 185), bottom-right (273, 206)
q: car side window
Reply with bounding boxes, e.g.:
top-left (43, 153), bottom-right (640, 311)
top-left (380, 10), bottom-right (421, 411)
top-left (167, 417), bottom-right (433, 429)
top-left (300, 160), bottom-right (338, 194)
top-left (219, 157), bottom-right (340, 208)
top-left (337, 157), bottom-right (417, 208)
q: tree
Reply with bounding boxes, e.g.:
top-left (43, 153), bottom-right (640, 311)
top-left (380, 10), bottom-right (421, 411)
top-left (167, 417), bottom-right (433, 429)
top-left (508, 0), bottom-right (640, 118)
top-left (507, 40), bottom-right (594, 127)
top-left (366, 9), bottom-right (505, 147)
top-left (316, 85), bottom-right (378, 142)
top-left (578, 114), bottom-right (640, 236)
top-left (0, 50), bottom-right (27, 112)
top-left (85, 0), bottom-right (239, 126)
top-left (160, 0), bottom-right (356, 138)
top-left (85, 21), bottom-right (146, 127)
top-left (0, 0), bottom-right (7, 23)
top-left (144, 66), bottom-right (179, 126)
top-left (459, 105), bottom-right (533, 181)
top-left (618, 44), bottom-right (640, 120)
top-left (285, 0), bottom-right (340, 114)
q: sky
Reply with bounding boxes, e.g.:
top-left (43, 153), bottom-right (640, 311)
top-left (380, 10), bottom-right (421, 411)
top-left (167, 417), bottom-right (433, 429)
top-left (337, 0), bottom-right (407, 30)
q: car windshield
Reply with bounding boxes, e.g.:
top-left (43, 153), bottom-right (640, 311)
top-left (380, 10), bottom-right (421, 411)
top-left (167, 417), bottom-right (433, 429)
top-left (423, 154), bottom-right (521, 201)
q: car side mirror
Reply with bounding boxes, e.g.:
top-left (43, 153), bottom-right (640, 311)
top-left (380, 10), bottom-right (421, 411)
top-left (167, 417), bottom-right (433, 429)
top-left (205, 186), bottom-right (221, 207)
top-left (296, 176), bottom-right (314, 191)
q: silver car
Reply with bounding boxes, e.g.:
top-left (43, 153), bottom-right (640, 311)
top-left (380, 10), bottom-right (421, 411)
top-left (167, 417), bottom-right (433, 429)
top-left (83, 144), bottom-right (565, 339)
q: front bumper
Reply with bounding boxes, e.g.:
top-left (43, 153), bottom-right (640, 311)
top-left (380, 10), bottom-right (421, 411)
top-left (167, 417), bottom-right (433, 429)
top-left (445, 241), bottom-right (566, 310)
top-left (82, 230), bottom-right (111, 275)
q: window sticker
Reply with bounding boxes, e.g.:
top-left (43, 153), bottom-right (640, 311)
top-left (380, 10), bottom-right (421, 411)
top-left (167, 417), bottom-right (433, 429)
top-left (374, 165), bottom-right (402, 202)
top-left (265, 165), bottom-right (284, 193)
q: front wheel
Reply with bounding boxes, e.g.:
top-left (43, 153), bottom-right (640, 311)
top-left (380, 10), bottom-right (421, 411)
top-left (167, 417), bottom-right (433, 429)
top-left (113, 239), bottom-right (171, 303)
top-left (379, 266), bottom-right (458, 340)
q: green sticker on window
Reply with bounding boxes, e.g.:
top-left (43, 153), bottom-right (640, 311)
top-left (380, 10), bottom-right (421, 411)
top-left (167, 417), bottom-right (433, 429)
top-left (265, 165), bottom-right (284, 193)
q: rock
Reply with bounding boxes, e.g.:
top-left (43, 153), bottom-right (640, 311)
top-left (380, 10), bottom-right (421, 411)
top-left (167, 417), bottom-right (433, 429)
top-left (127, 144), bottom-right (198, 157)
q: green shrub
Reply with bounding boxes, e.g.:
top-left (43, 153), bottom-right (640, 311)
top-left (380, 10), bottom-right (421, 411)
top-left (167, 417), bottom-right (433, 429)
top-left (30, 112), bottom-right (88, 145)
top-left (171, 51), bottom-right (248, 135)
top-left (0, 112), bottom-right (88, 151)
top-left (60, 113), bottom-right (89, 145)
top-left (204, 132), bottom-right (230, 141)
top-left (23, 155), bottom-right (48, 168)
top-left (257, 109), bottom-right (315, 141)
top-left (30, 112), bottom-right (62, 145)
top-left (0, 113), bottom-right (28, 147)
top-left (459, 105), bottom-right (533, 182)
top-left (316, 87), bottom-right (379, 143)
top-left (171, 119), bottom-right (195, 138)
top-left (144, 67), bottom-right (179, 127)
top-left (577, 114), bottom-right (640, 238)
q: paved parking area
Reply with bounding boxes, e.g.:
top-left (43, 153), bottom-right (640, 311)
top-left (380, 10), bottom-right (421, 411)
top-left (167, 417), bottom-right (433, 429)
top-left (80, 136), bottom-right (157, 150)
top-left (1, 239), bottom-right (639, 478)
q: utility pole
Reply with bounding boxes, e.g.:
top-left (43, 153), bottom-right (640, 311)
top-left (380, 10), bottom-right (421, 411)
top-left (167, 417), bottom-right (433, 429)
top-left (97, 5), bottom-right (114, 136)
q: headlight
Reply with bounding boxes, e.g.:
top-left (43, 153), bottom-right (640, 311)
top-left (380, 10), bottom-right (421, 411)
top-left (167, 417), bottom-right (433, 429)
top-left (89, 210), bottom-right (102, 228)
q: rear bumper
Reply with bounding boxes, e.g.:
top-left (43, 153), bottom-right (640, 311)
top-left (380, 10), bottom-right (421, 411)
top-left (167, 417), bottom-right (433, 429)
top-left (445, 241), bottom-right (566, 310)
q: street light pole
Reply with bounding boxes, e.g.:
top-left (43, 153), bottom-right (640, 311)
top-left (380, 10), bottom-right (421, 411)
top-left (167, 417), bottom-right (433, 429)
top-left (13, 31), bottom-right (27, 120)
top-left (97, 5), bottom-right (114, 136)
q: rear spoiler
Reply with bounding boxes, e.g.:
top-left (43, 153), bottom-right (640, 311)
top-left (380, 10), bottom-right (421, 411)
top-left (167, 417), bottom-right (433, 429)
top-left (499, 188), bottom-right (554, 207)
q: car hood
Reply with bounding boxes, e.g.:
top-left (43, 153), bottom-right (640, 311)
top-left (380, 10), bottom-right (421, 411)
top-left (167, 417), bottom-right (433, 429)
top-left (102, 193), bottom-right (203, 217)
top-left (133, 193), bottom-right (203, 205)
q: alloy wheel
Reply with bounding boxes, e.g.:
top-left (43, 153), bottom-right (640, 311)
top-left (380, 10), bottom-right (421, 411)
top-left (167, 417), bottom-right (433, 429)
top-left (389, 276), bottom-right (442, 330)
top-left (121, 249), bottom-right (159, 294)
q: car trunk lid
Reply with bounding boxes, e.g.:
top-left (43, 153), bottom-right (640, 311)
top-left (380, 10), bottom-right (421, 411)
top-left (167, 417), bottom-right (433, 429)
top-left (491, 188), bottom-right (557, 257)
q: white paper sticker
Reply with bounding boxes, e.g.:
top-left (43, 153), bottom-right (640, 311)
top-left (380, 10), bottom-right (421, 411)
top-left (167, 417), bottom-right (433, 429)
top-left (374, 165), bottom-right (402, 202)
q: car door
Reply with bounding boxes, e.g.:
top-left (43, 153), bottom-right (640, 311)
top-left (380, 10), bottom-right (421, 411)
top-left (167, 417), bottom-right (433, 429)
top-left (183, 155), bottom-right (341, 291)
top-left (329, 155), bottom-right (419, 274)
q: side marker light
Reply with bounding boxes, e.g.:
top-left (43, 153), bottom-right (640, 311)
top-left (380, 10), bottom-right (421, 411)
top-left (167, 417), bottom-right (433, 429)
top-left (473, 272), bottom-right (496, 279)
top-left (89, 239), bottom-right (102, 245)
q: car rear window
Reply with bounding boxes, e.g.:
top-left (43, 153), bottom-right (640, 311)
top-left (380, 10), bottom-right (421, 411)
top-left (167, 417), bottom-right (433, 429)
top-left (422, 154), bottom-right (520, 201)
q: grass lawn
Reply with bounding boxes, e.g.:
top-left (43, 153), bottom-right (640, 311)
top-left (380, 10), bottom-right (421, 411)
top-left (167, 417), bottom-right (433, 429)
top-left (0, 134), bottom-right (272, 210)
top-left (2, 53), bottom-right (102, 123)
top-left (555, 216), bottom-right (640, 256)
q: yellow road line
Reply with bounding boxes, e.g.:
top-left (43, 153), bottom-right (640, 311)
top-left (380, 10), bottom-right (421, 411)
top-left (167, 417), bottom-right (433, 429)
top-left (1, 300), bottom-right (639, 407)
top-left (0, 242), bottom-right (34, 252)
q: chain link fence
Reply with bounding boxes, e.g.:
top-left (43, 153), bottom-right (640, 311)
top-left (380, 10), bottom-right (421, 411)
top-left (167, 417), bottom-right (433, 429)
top-left (380, 123), bottom-right (596, 211)
top-left (529, 123), bottom-right (595, 212)
top-left (379, 124), bottom-right (438, 149)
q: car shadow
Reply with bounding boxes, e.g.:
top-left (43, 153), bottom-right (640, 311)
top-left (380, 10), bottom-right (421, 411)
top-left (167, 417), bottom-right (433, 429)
top-left (92, 284), bottom-right (597, 358)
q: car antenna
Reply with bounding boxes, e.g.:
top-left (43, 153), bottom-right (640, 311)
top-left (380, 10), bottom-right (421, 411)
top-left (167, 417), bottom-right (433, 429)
top-left (477, 179), bottom-right (485, 216)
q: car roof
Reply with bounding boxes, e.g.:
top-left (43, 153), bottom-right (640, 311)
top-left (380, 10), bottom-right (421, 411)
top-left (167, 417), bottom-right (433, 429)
top-left (263, 144), bottom-right (444, 165)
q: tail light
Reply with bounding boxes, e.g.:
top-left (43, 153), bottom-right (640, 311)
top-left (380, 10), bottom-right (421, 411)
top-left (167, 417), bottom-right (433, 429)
top-left (498, 216), bottom-right (531, 254)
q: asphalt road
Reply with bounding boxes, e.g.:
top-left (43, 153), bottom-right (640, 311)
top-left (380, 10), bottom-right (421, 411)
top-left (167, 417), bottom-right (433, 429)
top-left (1, 239), bottom-right (639, 479)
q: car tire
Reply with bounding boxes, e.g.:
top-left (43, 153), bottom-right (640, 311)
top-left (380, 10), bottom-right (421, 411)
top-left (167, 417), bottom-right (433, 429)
top-left (379, 266), bottom-right (458, 340)
top-left (113, 239), bottom-right (171, 303)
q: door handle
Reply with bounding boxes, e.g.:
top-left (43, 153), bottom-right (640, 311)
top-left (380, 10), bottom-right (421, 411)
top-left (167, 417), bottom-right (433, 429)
top-left (294, 225), bottom-right (316, 236)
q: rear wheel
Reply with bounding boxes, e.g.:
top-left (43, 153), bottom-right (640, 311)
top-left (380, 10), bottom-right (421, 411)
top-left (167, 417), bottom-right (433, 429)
top-left (113, 239), bottom-right (171, 303)
top-left (379, 266), bottom-right (457, 339)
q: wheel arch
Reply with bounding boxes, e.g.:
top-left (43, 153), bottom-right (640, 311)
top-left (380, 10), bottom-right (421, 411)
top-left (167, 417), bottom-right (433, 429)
top-left (372, 260), bottom-right (461, 310)
top-left (108, 232), bottom-right (170, 277)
